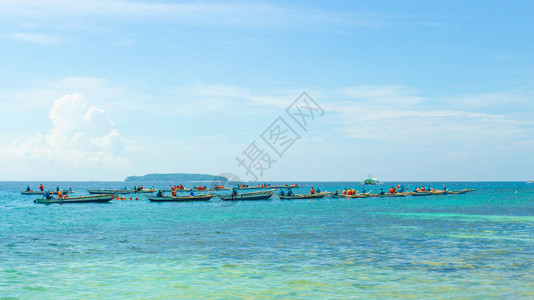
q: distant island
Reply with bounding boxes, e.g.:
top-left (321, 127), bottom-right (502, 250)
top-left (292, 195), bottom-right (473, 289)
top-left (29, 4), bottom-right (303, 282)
top-left (125, 173), bottom-right (228, 182)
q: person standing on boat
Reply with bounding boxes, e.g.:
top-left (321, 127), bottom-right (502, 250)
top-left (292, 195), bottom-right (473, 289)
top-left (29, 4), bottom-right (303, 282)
top-left (56, 185), bottom-right (60, 192)
top-left (231, 188), bottom-right (238, 200)
top-left (39, 184), bottom-right (44, 191)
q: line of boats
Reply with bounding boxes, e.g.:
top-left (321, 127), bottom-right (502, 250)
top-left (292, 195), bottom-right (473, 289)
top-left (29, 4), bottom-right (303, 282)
top-left (31, 188), bottom-right (476, 204)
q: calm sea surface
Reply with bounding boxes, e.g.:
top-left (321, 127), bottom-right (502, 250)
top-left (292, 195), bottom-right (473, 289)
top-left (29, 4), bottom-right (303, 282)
top-left (1, 181), bottom-right (533, 299)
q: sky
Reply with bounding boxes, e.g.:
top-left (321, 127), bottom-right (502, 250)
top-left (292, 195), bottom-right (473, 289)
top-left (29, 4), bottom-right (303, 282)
top-left (0, 0), bottom-right (533, 181)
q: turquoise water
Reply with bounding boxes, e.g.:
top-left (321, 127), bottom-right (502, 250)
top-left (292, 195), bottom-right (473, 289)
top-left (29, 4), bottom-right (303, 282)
top-left (1, 181), bottom-right (533, 298)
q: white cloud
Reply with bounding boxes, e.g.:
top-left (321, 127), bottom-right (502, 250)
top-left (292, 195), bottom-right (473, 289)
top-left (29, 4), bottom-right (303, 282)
top-left (8, 32), bottom-right (59, 44)
top-left (324, 85), bottom-right (534, 146)
top-left (8, 93), bottom-right (131, 168)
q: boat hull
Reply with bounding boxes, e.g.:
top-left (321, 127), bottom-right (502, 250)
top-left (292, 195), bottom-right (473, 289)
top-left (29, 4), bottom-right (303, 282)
top-left (220, 191), bottom-right (274, 201)
top-left (148, 195), bottom-right (213, 202)
top-left (279, 192), bottom-right (329, 200)
top-left (375, 193), bottom-right (406, 197)
top-left (412, 192), bottom-right (434, 196)
top-left (22, 191), bottom-right (69, 195)
top-left (34, 195), bottom-right (113, 204)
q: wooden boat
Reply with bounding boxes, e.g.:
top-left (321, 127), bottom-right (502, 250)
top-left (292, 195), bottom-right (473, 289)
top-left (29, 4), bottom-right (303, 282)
top-left (21, 190), bottom-right (69, 195)
top-left (447, 189), bottom-right (475, 195)
top-left (278, 192), bottom-right (330, 200)
top-left (147, 194), bottom-right (214, 202)
top-left (136, 189), bottom-right (157, 193)
top-left (220, 190), bottom-right (274, 201)
top-left (163, 188), bottom-right (227, 193)
top-left (34, 195), bottom-right (113, 204)
top-left (411, 191), bottom-right (434, 197)
top-left (331, 193), bottom-right (371, 198)
top-left (374, 193), bottom-right (406, 198)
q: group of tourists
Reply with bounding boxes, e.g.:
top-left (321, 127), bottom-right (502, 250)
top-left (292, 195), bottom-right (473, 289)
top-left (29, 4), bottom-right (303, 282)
top-left (336, 187), bottom-right (368, 195)
top-left (170, 184), bottom-right (185, 190)
top-left (26, 184), bottom-right (45, 192)
top-left (378, 185), bottom-right (407, 195)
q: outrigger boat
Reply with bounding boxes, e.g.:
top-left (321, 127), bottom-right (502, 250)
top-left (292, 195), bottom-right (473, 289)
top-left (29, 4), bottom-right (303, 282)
top-left (147, 194), bottom-right (214, 202)
top-left (411, 191), bottom-right (434, 197)
top-left (220, 190), bottom-right (274, 201)
top-left (374, 193), bottom-right (407, 198)
top-left (279, 192), bottom-right (330, 200)
top-left (22, 190), bottom-right (69, 195)
top-left (34, 195), bottom-right (113, 204)
top-left (446, 189), bottom-right (476, 195)
top-left (163, 188), bottom-right (228, 193)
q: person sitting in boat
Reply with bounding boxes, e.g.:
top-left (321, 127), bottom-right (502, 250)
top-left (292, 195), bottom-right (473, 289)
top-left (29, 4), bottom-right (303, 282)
top-left (279, 190), bottom-right (285, 196)
top-left (347, 189), bottom-right (352, 196)
top-left (316, 187), bottom-right (321, 193)
top-left (362, 187), bottom-right (366, 193)
top-left (379, 188), bottom-right (385, 195)
top-left (172, 190), bottom-right (177, 197)
top-left (334, 190), bottom-right (339, 195)
top-left (310, 187), bottom-right (315, 194)
top-left (342, 189), bottom-right (347, 195)
top-left (58, 190), bottom-right (63, 198)
top-left (287, 188), bottom-right (293, 196)
top-left (156, 190), bottom-right (163, 197)
top-left (43, 191), bottom-right (53, 200)
top-left (190, 190), bottom-right (195, 196)
top-left (26, 186), bottom-right (31, 192)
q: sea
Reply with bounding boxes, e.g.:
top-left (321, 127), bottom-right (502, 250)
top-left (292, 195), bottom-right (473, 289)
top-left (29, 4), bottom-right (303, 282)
top-left (1, 181), bottom-right (533, 299)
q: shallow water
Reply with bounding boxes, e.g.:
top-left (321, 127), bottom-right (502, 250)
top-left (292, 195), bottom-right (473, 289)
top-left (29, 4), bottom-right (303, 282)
top-left (1, 181), bottom-right (533, 298)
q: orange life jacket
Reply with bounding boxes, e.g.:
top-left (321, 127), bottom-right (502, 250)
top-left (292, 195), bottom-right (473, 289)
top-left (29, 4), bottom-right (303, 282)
top-left (172, 190), bottom-right (177, 196)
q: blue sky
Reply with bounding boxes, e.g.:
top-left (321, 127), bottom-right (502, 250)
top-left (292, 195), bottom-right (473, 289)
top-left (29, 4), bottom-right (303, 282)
top-left (0, 0), bottom-right (533, 181)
